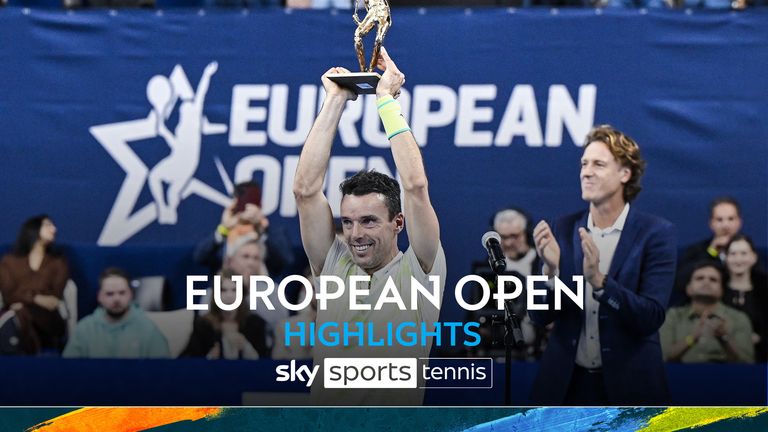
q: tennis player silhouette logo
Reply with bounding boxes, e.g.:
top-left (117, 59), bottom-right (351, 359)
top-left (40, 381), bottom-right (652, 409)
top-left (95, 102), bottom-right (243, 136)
top-left (91, 62), bottom-right (230, 245)
top-left (148, 61), bottom-right (218, 224)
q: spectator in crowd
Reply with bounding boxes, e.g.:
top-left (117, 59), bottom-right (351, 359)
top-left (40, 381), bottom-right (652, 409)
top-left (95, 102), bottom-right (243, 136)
top-left (224, 234), bottom-right (289, 329)
top-left (63, 267), bottom-right (170, 358)
top-left (681, 197), bottom-right (742, 265)
top-left (493, 208), bottom-right (540, 277)
top-left (0, 215), bottom-right (67, 354)
top-left (471, 208), bottom-right (547, 361)
top-left (529, 125), bottom-right (676, 405)
top-left (272, 267), bottom-right (315, 360)
top-left (673, 197), bottom-right (743, 304)
top-left (194, 181), bottom-right (294, 279)
top-left (661, 261), bottom-right (753, 363)
top-left (723, 234), bottom-right (767, 361)
top-left (182, 269), bottom-right (269, 360)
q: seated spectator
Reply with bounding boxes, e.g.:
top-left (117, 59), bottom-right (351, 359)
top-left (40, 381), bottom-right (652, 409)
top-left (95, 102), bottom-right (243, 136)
top-left (272, 267), bottom-right (315, 360)
top-left (194, 181), bottom-right (294, 279)
top-left (182, 270), bottom-right (269, 360)
top-left (681, 197), bottom-right (742, 265)
top-left (225, 234), bottom-right (289, 329)
top-left (63, 267), bottom-right (170, 358)
top-left (468, 208), bottom-right (547, 361)
top-left (661, 261), bottom-right (754, 363)
top-left (494, 208), bottom-right (548, 360)
top-left (0, 215), bottom-right (67, 355)
top-left (673, 197), bottom-right (743, 304)
top-left (493, 208), bottom-right (540, 277)
top-left (724, 234), bottom-right (767, 362)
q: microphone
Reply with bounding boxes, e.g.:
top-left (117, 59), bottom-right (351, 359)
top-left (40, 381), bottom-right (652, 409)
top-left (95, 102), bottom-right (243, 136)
top-left (482, 231), bottom-right (507, 275)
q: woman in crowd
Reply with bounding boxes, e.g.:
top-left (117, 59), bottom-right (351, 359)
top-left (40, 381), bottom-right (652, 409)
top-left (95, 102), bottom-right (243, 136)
top-left (0, 215), bottom-right (68, 354)
top-left (272, 266), bottom-right (315, 360)
top-left (724, 234), bottom-right (767, 362)
top-left (181, 269), bottom-right (269, 360)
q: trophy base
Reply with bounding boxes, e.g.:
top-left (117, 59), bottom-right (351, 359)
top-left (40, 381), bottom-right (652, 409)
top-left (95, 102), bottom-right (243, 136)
top-left (327, 72), bottom-right (381, 95)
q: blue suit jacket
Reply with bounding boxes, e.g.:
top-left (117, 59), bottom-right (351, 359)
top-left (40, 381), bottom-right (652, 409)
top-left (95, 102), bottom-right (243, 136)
top-left (529, 206), bottom-right (677, 405)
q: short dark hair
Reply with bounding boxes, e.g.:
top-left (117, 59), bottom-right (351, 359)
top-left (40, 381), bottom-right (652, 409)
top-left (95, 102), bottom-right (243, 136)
top-left (13, 214), bottom-right (50, 256)
top-left (688, 260), bottom-right (724, 286)
top-left (709, 196), bottom-right (741, 219)
top-left (99, 267), bottom-right (131, 288)
top-left (584, 125), bottom-right (646, 202)
top-left (339, 170), bottom-right (401, 220)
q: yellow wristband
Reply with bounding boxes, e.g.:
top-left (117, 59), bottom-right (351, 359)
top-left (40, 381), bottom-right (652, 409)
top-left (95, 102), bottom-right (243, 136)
top-left (706, 246), bottom-right (719, 258)
top-left (217, 224), bottom-right (230, 237)
top-left (685, 335), bottom-right (696, 347)
top-left (377, 95), bottom-right (410, 140)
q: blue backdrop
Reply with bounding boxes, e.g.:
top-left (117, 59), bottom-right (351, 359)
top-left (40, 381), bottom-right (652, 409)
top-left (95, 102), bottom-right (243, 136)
top-left (0, 8), bottom-right (766, 318)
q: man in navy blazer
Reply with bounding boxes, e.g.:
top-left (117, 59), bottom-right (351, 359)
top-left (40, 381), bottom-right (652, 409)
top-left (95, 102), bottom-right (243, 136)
top-left (529, 125), bottom-right (677, 405)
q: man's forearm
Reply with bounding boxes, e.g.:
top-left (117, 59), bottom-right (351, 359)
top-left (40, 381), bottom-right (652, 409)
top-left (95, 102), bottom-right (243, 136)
top-left (293, 94), bottom-right (347, 197)
top-left (375, 93), bottom-right (427, 192)
top-left (389, 131), bottom-right (428, 192)
top-left (376, 93), bottom-right (439, 269)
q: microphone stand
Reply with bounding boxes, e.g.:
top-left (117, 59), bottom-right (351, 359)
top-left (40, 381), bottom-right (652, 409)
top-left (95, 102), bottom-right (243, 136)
top-left (490, 268), bottom-right (525, 406)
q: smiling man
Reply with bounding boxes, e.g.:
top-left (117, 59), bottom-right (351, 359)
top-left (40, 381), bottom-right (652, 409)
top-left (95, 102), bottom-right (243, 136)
top-left (529, 125), bottom-right (677, 405)
top-left (293, 48), bottom-right (444, 405)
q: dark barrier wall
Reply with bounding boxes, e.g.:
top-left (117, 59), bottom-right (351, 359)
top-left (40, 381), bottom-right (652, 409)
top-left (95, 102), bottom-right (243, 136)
top-left (0, 9), bottom-right (766, 319)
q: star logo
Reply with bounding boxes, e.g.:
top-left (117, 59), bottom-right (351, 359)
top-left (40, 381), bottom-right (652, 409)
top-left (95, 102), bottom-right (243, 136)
top-left (91, 63), bottom-right (232, 246)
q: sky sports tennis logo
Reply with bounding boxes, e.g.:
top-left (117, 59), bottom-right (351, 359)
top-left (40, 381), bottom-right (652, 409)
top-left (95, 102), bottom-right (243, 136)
top-left (275, 358), bottom-right (492, 389)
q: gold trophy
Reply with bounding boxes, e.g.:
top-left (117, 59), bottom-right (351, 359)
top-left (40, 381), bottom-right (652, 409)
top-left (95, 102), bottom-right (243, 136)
top-left (328, 0), bottom-right (391, 95)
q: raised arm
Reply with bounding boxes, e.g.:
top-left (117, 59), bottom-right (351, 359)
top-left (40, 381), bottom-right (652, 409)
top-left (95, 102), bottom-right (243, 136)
top-left (293, 68), bottom-right (357, 274)
top-left (375, 48), bottom-right (439, 273)
top-left (193, 61), bottom-right (218, 110)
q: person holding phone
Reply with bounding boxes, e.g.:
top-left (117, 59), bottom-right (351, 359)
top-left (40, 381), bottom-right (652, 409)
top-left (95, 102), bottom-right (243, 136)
top-left (193, 181), bottom-right (294, 279)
